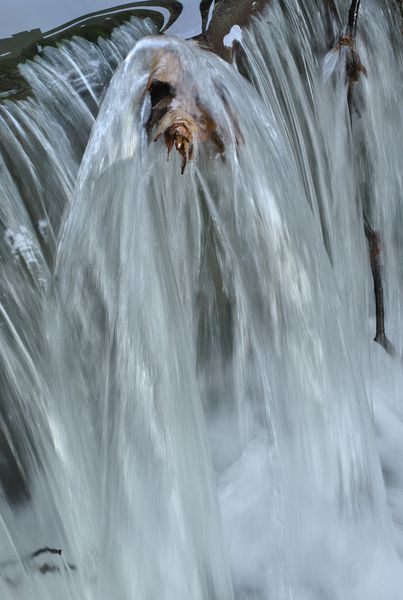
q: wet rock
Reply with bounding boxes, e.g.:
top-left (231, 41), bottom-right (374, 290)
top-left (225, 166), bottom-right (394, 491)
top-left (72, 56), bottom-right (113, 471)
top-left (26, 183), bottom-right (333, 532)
top-left (196, 0), bottom-right (270, 62)
top-left (0, 421), bottom-right (30, 505)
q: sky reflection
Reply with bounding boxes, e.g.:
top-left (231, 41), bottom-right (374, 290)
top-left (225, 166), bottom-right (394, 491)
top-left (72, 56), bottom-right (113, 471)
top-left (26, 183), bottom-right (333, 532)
top-left (0, 0), bottom-right (203, 39)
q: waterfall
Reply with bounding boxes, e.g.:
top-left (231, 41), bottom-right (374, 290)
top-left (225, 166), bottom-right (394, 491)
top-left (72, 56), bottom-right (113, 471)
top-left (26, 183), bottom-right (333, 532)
top-left (0, 1), bottom-right (403, 598)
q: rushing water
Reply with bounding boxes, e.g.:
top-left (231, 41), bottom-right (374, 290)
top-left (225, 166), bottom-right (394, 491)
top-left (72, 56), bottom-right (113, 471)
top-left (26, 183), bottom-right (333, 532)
top-left (0, 1), bottom-right (403, 598)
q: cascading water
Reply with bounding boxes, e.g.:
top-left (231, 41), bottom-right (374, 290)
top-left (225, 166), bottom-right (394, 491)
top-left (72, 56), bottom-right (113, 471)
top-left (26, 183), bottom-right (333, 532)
top-left (0, 1), bottom-right (403, 598)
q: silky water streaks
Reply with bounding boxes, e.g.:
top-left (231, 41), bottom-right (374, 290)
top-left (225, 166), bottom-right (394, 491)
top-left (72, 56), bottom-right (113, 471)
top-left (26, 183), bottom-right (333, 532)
top-left (0, 1), bottom-right (403, 599)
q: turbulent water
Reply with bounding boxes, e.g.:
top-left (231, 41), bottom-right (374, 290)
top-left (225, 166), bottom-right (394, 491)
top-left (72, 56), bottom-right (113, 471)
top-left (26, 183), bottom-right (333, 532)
top-left (0, 1), bottom-right (403, 598)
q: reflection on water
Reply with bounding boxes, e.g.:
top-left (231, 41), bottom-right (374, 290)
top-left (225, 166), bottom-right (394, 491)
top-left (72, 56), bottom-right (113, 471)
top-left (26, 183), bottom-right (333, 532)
top-left (0, 1), bottom-right (196, 101)
top-left (2, 0), bottom-right (252, 101)
top-left (0, 1), bottom-right (208, 60)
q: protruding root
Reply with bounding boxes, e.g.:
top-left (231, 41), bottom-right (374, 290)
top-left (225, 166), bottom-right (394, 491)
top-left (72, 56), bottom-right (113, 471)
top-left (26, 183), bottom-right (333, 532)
top-left (145, 51), bottom-right (225, 174)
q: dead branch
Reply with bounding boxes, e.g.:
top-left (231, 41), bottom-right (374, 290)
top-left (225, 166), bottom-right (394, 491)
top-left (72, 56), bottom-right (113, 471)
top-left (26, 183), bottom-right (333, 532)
top-left (347, 0), bottom-right (361, 38)
top-left (0, 546), bottom-right (76, 587)
top-left (364, 218), bottom-right (395, 355)
top-left (29, 547), bottom-right (62, 559)
top-left (333, 0), bottom-right (394, 355)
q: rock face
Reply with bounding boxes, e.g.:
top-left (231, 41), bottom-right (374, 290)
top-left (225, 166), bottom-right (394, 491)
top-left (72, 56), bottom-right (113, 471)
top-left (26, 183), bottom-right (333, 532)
top-left (0, 422), bottom-right (30, 505)
top-left (196, 0), bottom-right (270, 61)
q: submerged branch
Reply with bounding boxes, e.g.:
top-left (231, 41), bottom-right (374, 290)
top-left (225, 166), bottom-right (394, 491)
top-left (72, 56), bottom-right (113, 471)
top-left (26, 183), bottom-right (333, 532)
top-left (347, 0), bottom-right (361, 39)
top-left (0, 547), bottom-right (76, 587)
top-left (29, 547), bottom-right (62, 558)
top-left (333, 0), bottom-right (367, 117)
top-left (364, 219), bottom-right (395, 355)
top-left (333, 0), bottom-right (394, 355)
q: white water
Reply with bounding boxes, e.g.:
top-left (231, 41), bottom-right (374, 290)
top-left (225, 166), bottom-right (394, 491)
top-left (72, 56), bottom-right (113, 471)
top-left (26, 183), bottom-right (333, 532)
top-left (0, 2), bottom-right (403, 598)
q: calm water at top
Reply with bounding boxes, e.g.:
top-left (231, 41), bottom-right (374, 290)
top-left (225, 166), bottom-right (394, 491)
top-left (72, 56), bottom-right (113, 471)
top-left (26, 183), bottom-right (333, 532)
top-left (0, 0), bottom-right (204, 38)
